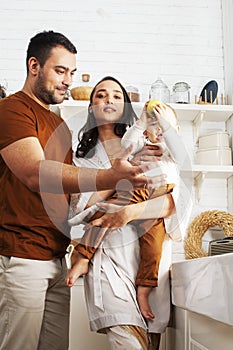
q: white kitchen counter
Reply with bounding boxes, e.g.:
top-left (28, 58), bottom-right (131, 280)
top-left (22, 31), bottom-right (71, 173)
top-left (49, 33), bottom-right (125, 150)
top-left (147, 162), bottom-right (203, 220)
top-left (171, 253), bottom-right (233, 326)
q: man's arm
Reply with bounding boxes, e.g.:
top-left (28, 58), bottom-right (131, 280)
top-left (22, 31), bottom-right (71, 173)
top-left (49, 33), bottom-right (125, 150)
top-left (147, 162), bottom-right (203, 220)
top-left (1, 136), bottom-right (158, 194)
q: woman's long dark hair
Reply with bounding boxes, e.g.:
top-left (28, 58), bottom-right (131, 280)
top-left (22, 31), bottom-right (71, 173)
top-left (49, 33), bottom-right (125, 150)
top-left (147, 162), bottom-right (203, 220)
top-left (76, 76), bottom-right (138, 158)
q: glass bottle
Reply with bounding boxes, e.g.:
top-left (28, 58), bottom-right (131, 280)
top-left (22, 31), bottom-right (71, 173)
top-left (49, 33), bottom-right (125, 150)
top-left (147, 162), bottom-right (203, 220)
top-left (149, 77), bottom-right (170, 103)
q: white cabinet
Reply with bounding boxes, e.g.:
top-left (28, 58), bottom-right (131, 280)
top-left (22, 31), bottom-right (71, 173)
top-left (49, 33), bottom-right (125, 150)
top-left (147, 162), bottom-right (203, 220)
top-left (166, 308), bottom-right (233, 350)
top-left (188, 312), bottom-right (233, 350)
top-left (69, 277), bottom-right (110, 350)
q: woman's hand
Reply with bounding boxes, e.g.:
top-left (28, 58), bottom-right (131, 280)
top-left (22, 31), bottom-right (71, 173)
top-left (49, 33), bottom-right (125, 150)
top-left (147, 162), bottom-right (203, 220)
top-left (83, 203), bottom-right (132, 240)
top-left (84, 202), bottom-right (131, 233)
top-left (84, 193), bottom-right (175, 233)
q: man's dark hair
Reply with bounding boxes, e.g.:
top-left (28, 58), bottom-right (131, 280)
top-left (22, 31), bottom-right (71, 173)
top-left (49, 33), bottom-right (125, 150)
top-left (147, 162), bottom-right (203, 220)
top-left (26, 30), bottom-right (77, 73)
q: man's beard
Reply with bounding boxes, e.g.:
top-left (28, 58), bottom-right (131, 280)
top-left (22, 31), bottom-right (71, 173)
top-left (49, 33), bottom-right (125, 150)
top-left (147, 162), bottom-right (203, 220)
top-left (35, 71), bottom-right (66, 105)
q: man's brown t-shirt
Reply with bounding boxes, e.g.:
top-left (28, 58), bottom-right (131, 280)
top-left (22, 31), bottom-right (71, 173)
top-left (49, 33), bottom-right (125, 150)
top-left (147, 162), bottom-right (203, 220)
top-left (0, 91), bottom-right (72, 259)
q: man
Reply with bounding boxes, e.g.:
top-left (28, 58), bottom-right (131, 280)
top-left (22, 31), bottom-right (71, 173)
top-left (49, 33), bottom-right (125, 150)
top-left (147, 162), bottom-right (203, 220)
top-left (0, 31), bottom-right (160, 350)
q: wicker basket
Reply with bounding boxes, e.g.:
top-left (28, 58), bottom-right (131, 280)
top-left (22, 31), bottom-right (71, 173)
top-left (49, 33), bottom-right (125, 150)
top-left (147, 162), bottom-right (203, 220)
top-left (70, 86), bottom-right (93, 100)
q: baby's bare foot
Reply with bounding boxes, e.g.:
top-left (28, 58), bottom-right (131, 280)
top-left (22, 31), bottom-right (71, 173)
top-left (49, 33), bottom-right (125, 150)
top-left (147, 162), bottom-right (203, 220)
top-left (137, 286), bottom-right (155, 319)
top-left (65, 253), bottom-right (89, 287)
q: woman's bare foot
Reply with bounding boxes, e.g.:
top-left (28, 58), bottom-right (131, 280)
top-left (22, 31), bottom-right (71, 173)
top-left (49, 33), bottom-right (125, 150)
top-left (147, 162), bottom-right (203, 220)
top-left (137, 286), bottom-right (155, 319)
top-left (65, 253), bottom-right (89, 287)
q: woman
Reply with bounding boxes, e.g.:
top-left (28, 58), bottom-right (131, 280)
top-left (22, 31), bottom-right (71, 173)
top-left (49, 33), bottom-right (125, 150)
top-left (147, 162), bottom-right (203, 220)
top-left (70, 76), bottom-right (176, 350)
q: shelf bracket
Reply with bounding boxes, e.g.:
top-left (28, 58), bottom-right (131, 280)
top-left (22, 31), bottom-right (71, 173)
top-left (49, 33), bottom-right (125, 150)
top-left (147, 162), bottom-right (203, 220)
top-left (194, 171), bottom-right (207, 203)
top-left (193, 111), bottom-right (205, 143)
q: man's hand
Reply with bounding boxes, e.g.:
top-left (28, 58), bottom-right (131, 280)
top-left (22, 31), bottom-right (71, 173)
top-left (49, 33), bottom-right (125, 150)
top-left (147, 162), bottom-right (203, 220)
top-left (130, 144), bottom-right (163, 165)
top-left (109, 155), bottom-right (147, 190)
top-left (108, 143), bottom-right (166, 191)
top-left (108, 157), bottom-right (166, 192)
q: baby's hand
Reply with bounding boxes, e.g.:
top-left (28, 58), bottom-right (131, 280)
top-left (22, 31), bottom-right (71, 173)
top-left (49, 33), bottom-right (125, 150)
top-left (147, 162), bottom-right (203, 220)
top-left (149, 102), bottom-right (175, 132)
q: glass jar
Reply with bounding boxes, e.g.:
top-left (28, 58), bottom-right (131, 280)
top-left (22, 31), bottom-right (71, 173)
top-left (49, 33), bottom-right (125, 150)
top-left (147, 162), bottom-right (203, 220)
top-left (172, 82), bottom-right (190, 104)
top-left (149, 77), bottom-right (170, 103)
top-left (126, 85), bottom-right (140, 102)
top-left (82, 73), bottom-right (90, 83)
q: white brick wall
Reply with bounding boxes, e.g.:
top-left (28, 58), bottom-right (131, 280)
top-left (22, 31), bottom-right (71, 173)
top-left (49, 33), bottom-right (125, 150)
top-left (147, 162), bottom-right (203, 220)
top-left (0, 0), bottom-right (224, 101)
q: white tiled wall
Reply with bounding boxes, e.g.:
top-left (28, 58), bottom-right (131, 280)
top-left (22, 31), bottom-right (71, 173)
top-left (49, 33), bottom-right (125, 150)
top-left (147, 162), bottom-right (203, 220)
top-left (0, 0), bottom-right (225, 101)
